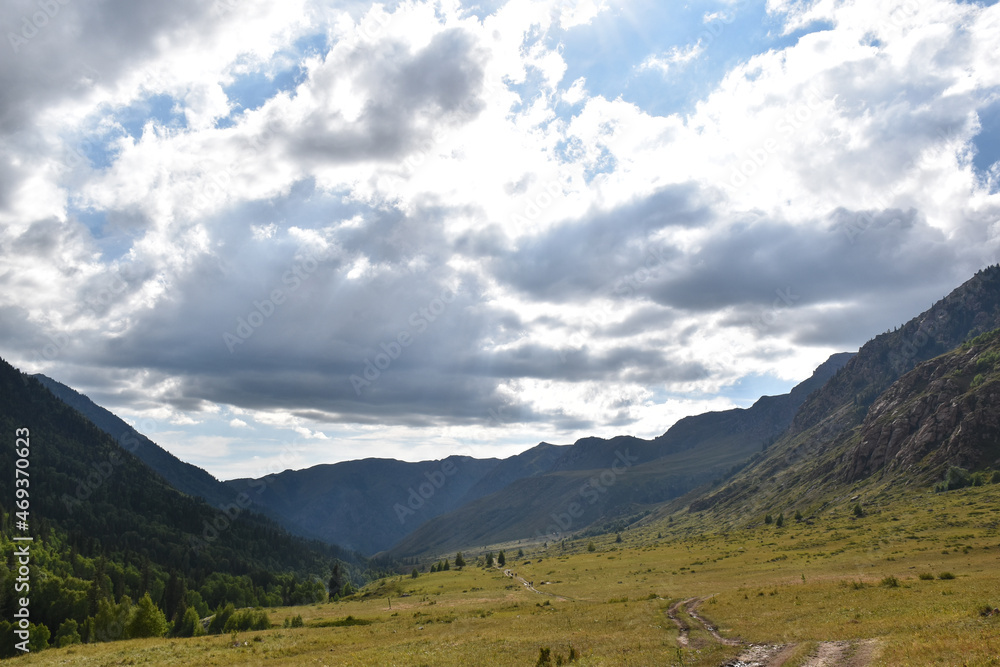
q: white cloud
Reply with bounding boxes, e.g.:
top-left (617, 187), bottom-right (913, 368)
top-left (2, 0), bottom-right (1000, 476)
top-left (639, 41), bottom-right (706, 75)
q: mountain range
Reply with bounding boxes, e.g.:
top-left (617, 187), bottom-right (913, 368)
top-left (11, 266), bottom-right (1000, 569)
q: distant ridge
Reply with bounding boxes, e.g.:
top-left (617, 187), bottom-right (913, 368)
top-left (386, 351), bottom-right (852, 558)
top-left (33, 374), bottom-right (234, 508)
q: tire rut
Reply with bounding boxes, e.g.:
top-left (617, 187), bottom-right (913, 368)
top-left (663, 596), bottom-right (877, 667)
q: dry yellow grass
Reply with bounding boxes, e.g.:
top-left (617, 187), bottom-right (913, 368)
top-left (17, 483), bottom-right (1000, 666)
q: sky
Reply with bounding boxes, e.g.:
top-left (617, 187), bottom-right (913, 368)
top-left (1, 0), bottom-right (999, 481)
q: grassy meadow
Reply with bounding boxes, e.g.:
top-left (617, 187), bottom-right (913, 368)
top-left (18, 482), bottom-right (1000, 666)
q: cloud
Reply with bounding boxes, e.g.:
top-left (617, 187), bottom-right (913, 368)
top-left (639, 41), bottom-right (706, 75)
top-left (1, 0), bottom-right (999, 475)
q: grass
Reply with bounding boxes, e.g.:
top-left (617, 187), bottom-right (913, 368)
top-left (19, 483), bottom-right (1000, 666)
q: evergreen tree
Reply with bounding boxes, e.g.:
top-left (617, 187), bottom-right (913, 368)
top-left (485, 552), bottom-right (494, 567)
top-left (54, 619), bottom-right (82, 647)
top-left (498, 551), bottom-right (506, 567)
top-left (126, 593), bottom-right (168, 639)
top-left (208, 603), bottom-right (235, 635)
top-left (455, 552), bottom-right (466, 568)
top-left (173, 606), bottom-right (205, 638)
top-left (328, 563), bottom-right (345, 600)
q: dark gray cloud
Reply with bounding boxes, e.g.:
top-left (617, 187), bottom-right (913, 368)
top-left (494, 184), bottom-right (710, 301)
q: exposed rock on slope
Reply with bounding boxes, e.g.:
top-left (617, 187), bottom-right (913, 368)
top-left (846, 330), bottom-right (1000, 481)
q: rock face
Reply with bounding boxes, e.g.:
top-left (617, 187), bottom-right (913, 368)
top-left (846, 334), bottom-right (1000, 482)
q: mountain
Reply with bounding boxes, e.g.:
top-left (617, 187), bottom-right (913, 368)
top-left (688, 266), bottom-right (1000, 518)
top-left (32, 374), bottom-right (233, 508)
top-left (224, 456), bottom-right (502, 555)
top-left (386, 352), bottom-right (852, 558)
top-left (0, 355), bottom-right (376, 655)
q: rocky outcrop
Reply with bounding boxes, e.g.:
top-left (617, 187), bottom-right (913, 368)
top-left (846, 336), bottom-right (1000, 482)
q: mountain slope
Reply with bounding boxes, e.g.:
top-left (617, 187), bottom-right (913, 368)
top-left (845, 328), bottom-right (1000, 482)
top-left (687, 267), bottom-right (1000, 520)
top-left (33, 374), bottom-right (233, 508)
top-left (0, 357), bottom-right (358, 575)
top-left (387, 352), bottom-right (852, 558)
top-left (225, 456), bottom-right (501, 555)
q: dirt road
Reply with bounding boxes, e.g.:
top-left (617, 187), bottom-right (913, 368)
top-left (664, 597), bottom-right (878, 667)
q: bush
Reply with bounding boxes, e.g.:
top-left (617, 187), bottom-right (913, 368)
top-left (776, 513), bottom-right (785, 528)
top-left (880, 576), bottom-right (900, 588)
top-left (283, 615), bottom-right (304, 628)
top-left (992, 470), bottom-right (1000, 484)
top-left (853, 503), bottom-right (864, 518)
top-left (918, 573), bottom-right (935, 581)
top-left (938, 572), bottom-right (956, 580)
top-left (536, 647), bottom-right (552, 666)
top-left (208, 603), bottom-right (234, 634)
top-left (587, 542), bottom-right (596, 552)
top-left (223, 608), bottom-right (271, 633)
top-left (764, 514), bottom-right (773, 525)
top-left (945, 467), bottom-right (972, 491)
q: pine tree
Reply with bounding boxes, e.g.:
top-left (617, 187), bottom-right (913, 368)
top-left (328, 563), bottom-right (345, 600)
top-left (498, 551), bottom-right (506, 567)
top-left (454, 552), bottom-right (465, 568)
top-left (485, 552), bottom-right (494, 567)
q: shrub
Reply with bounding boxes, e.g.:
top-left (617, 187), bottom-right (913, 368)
top-left (536, 647), bottom-right (552, 666)
top-left (938, 572), bottom-right (956, 580)
top-left (853, 503), bottom-right (864, 518)
top-left (794, 510), bottom-right (803, 521)
top-left (881, 576), bottom-right (900, 588)
top-left (283, 614), bottom-right (304, 628)
top-left (587, 542), bottom-right (596, 552)
top-left (208, 603), bottom-right (234, 634)
top-left (127, 594), bottom-right (168, 639)
top-left (992, 470), bottom-right (1000, 484)
top-left (764, 514), bottom-right (773, 525)
top-left (945, 467), bottom-right (972, 491)
top-left (223, 608), bottom-right (270, 633)
top-left (776, 513), bottom-right (785, 528)
top-left (918, 573), bottom-right (935, 581)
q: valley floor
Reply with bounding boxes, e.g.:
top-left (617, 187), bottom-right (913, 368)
top-left (18, 484), bottom-right (1000, 666)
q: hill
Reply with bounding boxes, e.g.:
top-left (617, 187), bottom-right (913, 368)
top-left (32, 374), bottom-right (234, 508)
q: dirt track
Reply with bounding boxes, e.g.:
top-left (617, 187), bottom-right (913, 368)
top-left (664, 597), bottom-right (879, 667)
